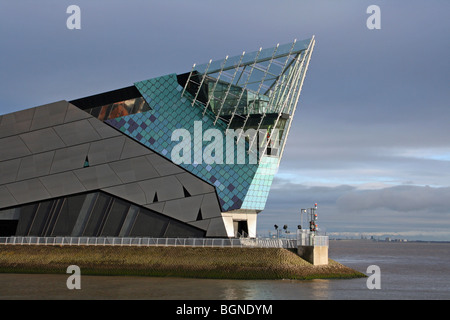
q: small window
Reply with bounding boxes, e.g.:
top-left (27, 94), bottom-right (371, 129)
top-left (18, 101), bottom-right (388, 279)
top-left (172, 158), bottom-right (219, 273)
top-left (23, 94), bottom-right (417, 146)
top-left (85, 97), bottom-right (151, 121)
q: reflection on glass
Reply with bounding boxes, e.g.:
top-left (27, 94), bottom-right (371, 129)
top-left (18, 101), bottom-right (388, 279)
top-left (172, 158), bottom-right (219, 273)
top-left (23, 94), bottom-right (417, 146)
top-left (207, 79), bottom-right (272, 117)
top-left (86, 97), bottom-right (151, 121)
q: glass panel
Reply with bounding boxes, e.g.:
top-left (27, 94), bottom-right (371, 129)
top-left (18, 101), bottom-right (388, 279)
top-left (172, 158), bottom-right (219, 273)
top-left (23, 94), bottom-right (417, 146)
top-left (29, 201), bottom-right (53, 236)
top-left (52, 193), bottom-right (86, 236)
top-left (84, 96), bottom-right (151, 121)
top-left (208, 80), bottom-right (247, 116)
top-left (100, 198), bottom-right (129, 236)
top-left (194, 38), bottom-right (310, 76)
top-left (83, 193), bottom-right (110, 236)
top-left (222, 54), bottom-right (244, 70)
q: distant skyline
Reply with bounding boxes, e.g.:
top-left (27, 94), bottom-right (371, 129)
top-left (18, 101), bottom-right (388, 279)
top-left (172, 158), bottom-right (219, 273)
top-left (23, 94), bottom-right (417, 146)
top-left (1, 1), bottom-right (449, 240)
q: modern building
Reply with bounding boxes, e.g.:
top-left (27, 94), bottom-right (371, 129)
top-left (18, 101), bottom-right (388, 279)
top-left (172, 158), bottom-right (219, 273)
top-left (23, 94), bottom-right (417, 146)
top-left (0, 37), bottom-right (315, 238)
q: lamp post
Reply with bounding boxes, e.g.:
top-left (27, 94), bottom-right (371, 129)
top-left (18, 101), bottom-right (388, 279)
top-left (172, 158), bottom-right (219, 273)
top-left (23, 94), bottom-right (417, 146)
top-left (309, 203), bottom-right (318, 234)
top-left (300, 203), bottom-right (318, 233)
top-left (300, 209), bottom-right (307, 230)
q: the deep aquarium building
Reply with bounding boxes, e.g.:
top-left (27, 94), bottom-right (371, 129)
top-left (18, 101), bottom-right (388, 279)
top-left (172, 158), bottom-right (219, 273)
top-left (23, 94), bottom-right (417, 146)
top-left (0, 37), bottom-right (315, 238)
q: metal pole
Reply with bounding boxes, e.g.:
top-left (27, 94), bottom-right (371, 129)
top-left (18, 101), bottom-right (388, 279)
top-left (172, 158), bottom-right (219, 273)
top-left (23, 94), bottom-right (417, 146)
top-left (181, 63), bottom-right (196, 97)
top-left (192, 60), bottom-right (212, 107)
top-left (204, 55), bottom-right (231, 116)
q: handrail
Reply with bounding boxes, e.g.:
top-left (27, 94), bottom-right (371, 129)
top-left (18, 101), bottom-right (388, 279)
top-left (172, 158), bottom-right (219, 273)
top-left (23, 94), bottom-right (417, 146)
top-left (0, 236), bottom-right (301, 249)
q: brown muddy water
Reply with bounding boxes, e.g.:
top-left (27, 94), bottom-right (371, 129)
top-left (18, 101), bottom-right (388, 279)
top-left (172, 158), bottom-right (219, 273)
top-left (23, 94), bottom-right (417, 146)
top-left (1, 240), bottom-right (449, 300)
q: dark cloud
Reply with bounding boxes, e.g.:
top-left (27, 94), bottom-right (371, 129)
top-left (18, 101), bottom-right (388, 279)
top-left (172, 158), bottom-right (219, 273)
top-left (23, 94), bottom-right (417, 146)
top-left (336, 185), bottom-right (450, 213)
top-left (258, 180), bottom-right (450, 240)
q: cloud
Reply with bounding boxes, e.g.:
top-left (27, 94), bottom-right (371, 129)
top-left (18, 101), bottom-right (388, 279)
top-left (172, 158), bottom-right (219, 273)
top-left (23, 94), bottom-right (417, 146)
top-left (336, 185), bottom-right (450, 213)
top-left (328, 230), bottom-right (450, 241)
top-left (258, 179), bottom-right (450, 239)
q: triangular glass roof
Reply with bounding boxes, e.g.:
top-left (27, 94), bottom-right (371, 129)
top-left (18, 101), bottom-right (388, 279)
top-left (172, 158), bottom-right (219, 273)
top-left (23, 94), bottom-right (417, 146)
top-left (181, 37), bottom-right (316, 163)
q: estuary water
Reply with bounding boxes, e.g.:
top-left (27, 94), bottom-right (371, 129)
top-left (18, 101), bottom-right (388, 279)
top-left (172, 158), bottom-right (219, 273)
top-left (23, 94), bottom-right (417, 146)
top-left (0, 240), bottom-right (449, 300)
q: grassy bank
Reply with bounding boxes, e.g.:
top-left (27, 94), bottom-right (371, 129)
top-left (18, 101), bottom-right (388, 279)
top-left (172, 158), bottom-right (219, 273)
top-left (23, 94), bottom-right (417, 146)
top-left (0, 245), bottom-right (365, 280)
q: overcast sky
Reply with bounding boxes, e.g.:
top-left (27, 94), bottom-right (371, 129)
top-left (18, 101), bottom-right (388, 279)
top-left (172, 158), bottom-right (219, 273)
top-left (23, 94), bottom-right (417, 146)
top-left (1, 1), bottom-right (449, 240)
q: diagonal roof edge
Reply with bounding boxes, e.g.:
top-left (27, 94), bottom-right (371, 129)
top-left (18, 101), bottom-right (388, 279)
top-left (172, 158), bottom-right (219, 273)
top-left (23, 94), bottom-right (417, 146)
top-left (194, 37), bottom-right (313, 75)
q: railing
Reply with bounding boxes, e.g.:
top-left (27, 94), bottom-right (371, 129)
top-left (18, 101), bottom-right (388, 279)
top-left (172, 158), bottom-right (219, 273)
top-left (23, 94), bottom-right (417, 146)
top-left (297, 230), bottom-right (329, 247)
top-left (0, 236), bottom-right (298, 249)
top-left (298, 235), bottom-right (329, 247)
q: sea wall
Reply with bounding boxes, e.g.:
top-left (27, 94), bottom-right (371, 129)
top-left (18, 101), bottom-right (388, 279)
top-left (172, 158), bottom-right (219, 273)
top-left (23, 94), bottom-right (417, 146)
top-left (0, 245), bottom-right (365, 280)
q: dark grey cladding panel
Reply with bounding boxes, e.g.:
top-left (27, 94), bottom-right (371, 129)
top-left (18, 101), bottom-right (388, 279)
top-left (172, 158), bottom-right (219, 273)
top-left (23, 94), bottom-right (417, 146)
top-left (53, 119), bottom-right (101, 146)
top-left (145, 154), bottom-right (184, 176)
top-left (136, 179), bottom-right (157, 204)
top-left (73, 164), bottom-right (122, 190)
top-left (20, 128), bottom-right (65, 154)
top-left (0, 108), bottom-right (34, 138)
top-left (5, 178), bottom-right (51, 205)
top-left (88, 118), bottom-right (122, 139)
top-left (50, 143), bottom-right (90, 174)
top-left (144, 202), bottom-right (165, 213)
top-left (120, 138), bottom-right (153, 159)
top-left (138, 175), bottom-right (184, 203)
top-left (87, 136), bottom-right (125, 166)
top-left (0, 158), bottom-right (21, 185)
top-left (0, 186), bottom-right (18, 208)
top-left (205, 217), bottom-right (228, 237)
top-left (16, 151), bottom-right (55, 181)
top-left (164, 219), bottom-right (205, 238)
top-left (200, 192), bottom-right (222, 219)
top-left (30, 101), bottom-right (69, 131)
top-left (109, 156), bottom-right (159, 184)
top-left (175, 172), bottom-right (215, 196)
top-left (187, 219), bottom-right (210, 231)
top-left (64, 103), bottom-right (92, 123)
top-left (102, 183), bottom-right (147, 205)
top-left (0, 135), bottom-right (32, 161)
top-left (162, 195), bottom-right (204, 222)
top-left (39, 172), bottom-right (86, 198)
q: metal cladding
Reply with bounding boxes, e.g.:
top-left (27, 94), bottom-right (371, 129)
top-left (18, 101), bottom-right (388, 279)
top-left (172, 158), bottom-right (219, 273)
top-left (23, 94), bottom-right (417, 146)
top-left (0, 38), bottom-right (314, 238)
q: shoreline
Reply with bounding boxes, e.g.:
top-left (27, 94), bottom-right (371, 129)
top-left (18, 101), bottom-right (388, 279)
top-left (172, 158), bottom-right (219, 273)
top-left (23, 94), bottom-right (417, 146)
top-left (0, 245), bottom-right (365, 280)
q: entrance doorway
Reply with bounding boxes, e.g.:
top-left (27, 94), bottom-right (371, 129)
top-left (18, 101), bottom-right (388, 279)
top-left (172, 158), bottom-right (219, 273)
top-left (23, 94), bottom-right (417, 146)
top-left (233, 220), bottom-right (248, 238)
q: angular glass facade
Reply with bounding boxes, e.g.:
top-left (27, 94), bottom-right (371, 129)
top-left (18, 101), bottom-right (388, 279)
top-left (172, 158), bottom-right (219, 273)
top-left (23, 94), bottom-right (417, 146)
top-left (107, 37), bottom-right (315, 213)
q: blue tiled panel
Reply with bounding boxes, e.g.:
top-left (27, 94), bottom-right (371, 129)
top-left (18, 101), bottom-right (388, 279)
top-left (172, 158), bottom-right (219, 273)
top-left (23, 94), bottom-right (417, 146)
top-left (106, 74), bottom-right (279, 211)
top-left (241, 156), bottom-right (279, 210)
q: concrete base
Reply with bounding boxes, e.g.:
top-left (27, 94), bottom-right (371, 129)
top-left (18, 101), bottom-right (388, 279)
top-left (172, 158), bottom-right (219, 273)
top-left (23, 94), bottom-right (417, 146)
top-left (221, 210), bottom-right (259, 238)
top-left (297, 246), bottom-right (328, 265)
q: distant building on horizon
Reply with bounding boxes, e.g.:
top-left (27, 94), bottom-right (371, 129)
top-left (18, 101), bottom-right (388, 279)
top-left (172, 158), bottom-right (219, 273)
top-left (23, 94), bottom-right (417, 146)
top-left (0, 37), bottom-right (315, 238)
